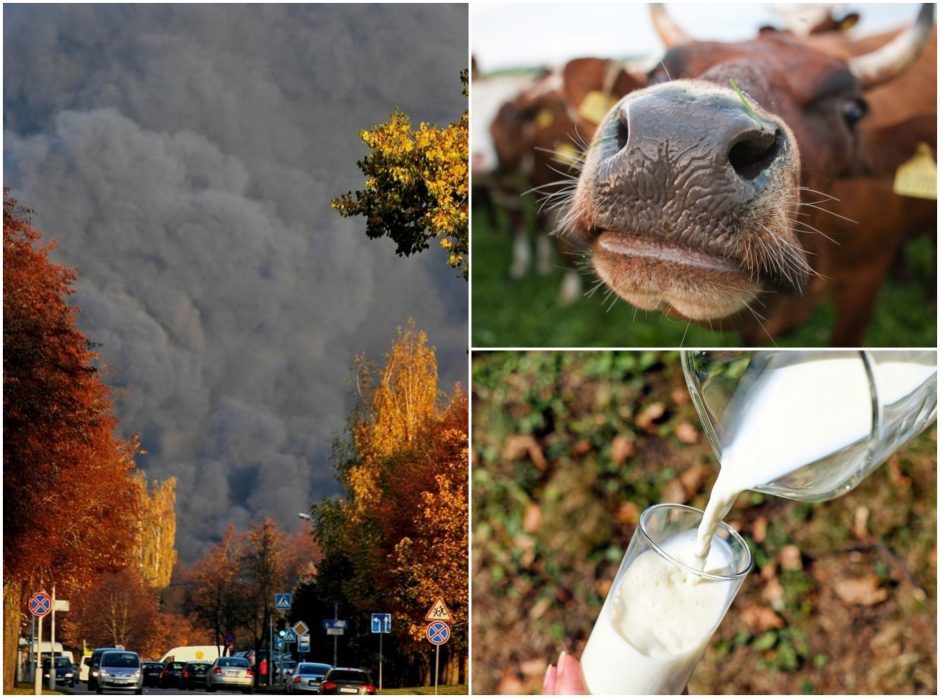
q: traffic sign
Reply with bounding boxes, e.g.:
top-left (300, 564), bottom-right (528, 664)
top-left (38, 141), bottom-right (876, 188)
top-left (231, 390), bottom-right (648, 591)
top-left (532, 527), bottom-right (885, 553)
top-left (371, 613), bottom-right (392, 634)
top-left (323, 619), bottom-right (346, 635)
top-left (424, 598), bottom-right (454, 623)
top-left (426, 621), bottom-right (450, 646)
top-left (281, 628), bottom-right (297, 643)
top-left (293, 620), bottom-right (310, 637)
top-left (28, 592), bottom-right (52, 617)
top-left (298, 635), bottom-right (311, 653)
top-left (274, 593), bottom-right (292, 610)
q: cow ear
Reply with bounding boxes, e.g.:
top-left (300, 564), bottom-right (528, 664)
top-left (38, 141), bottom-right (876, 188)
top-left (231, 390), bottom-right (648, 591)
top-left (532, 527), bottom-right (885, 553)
top-left (758, 25), bottom-right (781, 36)
top-left (614, 69), bottom-right (647, 95)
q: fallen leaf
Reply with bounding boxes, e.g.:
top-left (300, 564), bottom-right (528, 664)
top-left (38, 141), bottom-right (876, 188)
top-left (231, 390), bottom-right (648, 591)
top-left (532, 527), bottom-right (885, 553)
top-left (636, 402), bottom-right (666, 430)
top-left (779, 545), bottom-right (802, 571)
top-left (834, 576), bottom-right (888, 606)
top-left (752, 516), bottom-right (768, 543)
top-left (502, 434), bottom-right (548, 469)
top-left (675, 421), bottom-right (699, 444)
top-left (571, 439), bottom-right (592, 456)
top-left (616, 501), bottom-right (641, 525)
top-left (523, 504), bottom-right (541, 533)
top-left (762, 577), bottom-right (785, 611)
top-left (661, 478), bottom-right (687, 504)
top-left (521, 658), bottom-right (548, 678)
top-left (671, 387), bottom-right (691, 405)
top-left (611, 435), bottom-right (636, 465)
top-left (741, 603), bottom-right (785, 631)
top-left (679, 464), bottom-right (708, 495)
top-left (853, 506), bottom-right (870, 541)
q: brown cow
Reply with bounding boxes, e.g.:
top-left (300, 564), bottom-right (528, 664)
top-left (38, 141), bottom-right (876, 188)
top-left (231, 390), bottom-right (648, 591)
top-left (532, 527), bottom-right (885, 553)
top-left (562, 3), bottom-right (934, 344)
top-left (486, 58), bottom-right (642, 303)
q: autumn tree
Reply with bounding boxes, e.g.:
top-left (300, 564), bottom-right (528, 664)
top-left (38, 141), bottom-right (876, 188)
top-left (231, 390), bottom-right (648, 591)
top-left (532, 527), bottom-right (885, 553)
top-left (186, 526), bottom-right (247, 655)
top-left (332, 71), bottom-right (468, 279)
top-left (242, 517), bottom-right (288, 679)
top-left (309, 320), bottom-right (468, 686)
top-left (133, 473), bottom-right (178, 591)
top-left (3, 192), bottom-right (140, 689)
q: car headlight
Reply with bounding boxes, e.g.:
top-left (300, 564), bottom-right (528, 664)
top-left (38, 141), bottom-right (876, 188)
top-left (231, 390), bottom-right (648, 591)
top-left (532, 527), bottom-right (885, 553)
top-left (99, 669), bottom-right (110, 678)
top-left (131, 670), bottom-right (141, 677)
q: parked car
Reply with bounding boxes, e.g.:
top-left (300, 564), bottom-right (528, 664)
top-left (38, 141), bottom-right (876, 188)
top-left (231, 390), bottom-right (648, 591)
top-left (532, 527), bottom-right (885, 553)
top-left (160, 660), bottom-right (186, 688)
top-left (287, 662), bottom-right (333, 694)
top-left (320, 668), bottom-right (376, 695)
top-left (207, 655), bottom-right (254, 694)
top-left (141, 661), bottom-right (163, 687)
top-left (182, 661), bottom-right (212, 689)
top-left (87, 647), bottom-right (118, 691)
top-left (41, 656), bottom-right (77, 687)
top-left (96, 649), bottom-right (143, 694)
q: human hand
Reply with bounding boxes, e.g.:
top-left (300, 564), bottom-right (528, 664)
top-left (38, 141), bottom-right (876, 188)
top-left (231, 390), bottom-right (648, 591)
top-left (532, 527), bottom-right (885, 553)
top-left (542, 651), bottom-right (586, 694)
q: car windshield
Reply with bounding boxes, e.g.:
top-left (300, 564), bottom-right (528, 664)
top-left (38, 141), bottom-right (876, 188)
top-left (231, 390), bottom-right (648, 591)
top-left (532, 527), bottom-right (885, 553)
top-left (329, 670), bottom-right (369, 682)
top-left (218, 658), bottom-right (249, 667)
top-left (102, 652), bottom-right (139, 668)
top-left (166, 662), bottom-right (184, 671)
top-left (299, 664), bottom-right (332, 675)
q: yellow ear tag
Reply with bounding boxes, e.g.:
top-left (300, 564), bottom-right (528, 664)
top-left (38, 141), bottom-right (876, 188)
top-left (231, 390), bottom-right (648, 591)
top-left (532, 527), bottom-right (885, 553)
top-left (577, 91), bottom-right (619, 125)
top-left (893, 142), bottom-right (937, 200)
top-left (554, 141), bottom-right (581, 166)
top-left (535, 109), bottom-right (555, 129)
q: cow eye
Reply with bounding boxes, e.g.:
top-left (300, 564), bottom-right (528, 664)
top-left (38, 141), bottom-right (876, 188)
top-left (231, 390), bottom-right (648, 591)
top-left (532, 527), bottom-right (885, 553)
top-left (842, 98), bottom-right (868, 127)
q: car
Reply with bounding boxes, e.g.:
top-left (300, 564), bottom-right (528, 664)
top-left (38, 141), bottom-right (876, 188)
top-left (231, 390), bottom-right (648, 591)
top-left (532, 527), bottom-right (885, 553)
top-left (160, 660), bottom-right (186, 688)
top-left (96, 649), bottom-right (143, 694)
top-left (286, 662), bottom-right (333, 694)
top-left (206, 655), bottom-right (254, 694)
top-left (87, 647), bottom-right (119, 691)
top-left (141, 661), bottom-right (163, 688)
top-left (42, 655), bottom-right (77, 687)
top-left (320, 668), bottom-right (376, 695)
top-left (275, 659), bottom-right (297, 682)
top-left (181, 661), bottom-right (212, 689)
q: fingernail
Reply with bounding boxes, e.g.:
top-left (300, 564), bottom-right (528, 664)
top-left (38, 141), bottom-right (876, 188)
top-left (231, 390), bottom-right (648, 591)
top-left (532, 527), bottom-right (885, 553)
top-left (557, 651), bottom-right (568, 677)
top-left (542, 665), bottom-right (554, 694)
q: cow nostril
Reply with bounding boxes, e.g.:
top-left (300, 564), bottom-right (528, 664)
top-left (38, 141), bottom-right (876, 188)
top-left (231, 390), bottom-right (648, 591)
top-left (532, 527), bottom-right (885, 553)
top-left (615, 114), bottom-right (629, 151)
top-left (729, 129), bottom-right (783, 180)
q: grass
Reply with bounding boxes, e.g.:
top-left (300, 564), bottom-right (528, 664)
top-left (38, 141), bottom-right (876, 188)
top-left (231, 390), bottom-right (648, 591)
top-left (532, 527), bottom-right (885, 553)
top-left (470, 204), bottom-right (937, 347)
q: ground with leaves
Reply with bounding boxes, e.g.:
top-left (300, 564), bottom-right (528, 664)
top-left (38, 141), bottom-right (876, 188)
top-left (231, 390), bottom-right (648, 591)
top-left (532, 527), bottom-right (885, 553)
top-left (471, 352), bottom-right (936, 694)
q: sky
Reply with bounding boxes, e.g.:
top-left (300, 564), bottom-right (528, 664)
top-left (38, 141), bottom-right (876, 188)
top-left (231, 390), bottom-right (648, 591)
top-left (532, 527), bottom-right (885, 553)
top-left (4, 4), bottom-right (468, 563)
top-left (471, 3), bottom-right (923, 72)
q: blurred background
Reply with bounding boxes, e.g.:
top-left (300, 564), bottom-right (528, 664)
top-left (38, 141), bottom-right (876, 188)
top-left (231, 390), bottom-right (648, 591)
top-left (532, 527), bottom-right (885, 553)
top-left (471, 4), bottom-right (936, 347)
top-left (471, 351), bottom-right (936, 694)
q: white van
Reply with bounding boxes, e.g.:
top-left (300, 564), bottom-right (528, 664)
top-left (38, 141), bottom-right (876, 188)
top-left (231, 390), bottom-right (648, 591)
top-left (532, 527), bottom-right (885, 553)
top-left (159, 645), bottom-right (222, 664)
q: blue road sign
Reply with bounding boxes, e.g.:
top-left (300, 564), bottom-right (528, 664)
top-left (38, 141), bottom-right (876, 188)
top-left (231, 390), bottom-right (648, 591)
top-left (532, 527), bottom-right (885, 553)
top-left (298, 635), bottom-right (311, 652)
top-left (426, 621), bottom-right (450, 646)
top-left (28, 592), bottom-right (52, 617)
top-left (371, 613), bottom-right (392, 634)
top-left (274, 593), bottom-right (292, 610)
top-left (281, 628), bottom-right (297, 643)
top-left (322, 619), bottom-right (348, 630)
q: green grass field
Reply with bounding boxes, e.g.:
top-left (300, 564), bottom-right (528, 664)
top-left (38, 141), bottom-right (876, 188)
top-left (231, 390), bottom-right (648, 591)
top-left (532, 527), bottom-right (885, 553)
top-left (471, 205), bottom-right (937, 348)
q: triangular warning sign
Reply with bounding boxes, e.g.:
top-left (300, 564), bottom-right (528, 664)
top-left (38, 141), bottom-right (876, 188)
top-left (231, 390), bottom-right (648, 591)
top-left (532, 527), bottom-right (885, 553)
top-left (424, 598), bottom-right (454, 622)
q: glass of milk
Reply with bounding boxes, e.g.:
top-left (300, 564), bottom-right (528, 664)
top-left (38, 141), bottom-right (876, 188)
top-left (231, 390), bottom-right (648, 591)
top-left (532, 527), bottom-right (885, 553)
top-left (580, 503), bottom-right (752, 695)
top-left (682, 350), bottom-right (937, 502)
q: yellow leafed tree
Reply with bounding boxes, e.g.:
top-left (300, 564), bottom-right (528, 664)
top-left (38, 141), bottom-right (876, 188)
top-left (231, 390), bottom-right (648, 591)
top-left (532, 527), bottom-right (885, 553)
top-left (133, 473), bottom-right (178, 590)
top-left (332, 72), bottom-right (468, 279)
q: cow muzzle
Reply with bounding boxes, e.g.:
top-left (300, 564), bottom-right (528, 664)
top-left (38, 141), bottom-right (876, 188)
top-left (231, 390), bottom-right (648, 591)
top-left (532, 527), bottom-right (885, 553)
top-left (565, 80), bottom-right (807, 321)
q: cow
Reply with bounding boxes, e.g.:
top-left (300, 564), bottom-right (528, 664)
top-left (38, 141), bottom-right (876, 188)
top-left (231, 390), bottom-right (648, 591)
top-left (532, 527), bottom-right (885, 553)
top-left (561, 3), bottom-right (934, 344)
top-left (483, 58), bottom-right (643, 303)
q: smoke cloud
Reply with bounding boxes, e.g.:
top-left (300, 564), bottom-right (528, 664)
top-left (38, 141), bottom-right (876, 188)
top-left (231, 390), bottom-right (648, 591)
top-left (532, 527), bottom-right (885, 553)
top-left (4, 4), bottom-right (468, 562)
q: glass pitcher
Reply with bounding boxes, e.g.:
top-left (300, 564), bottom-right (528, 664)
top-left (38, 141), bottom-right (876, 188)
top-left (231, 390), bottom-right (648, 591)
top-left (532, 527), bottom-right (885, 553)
top-left (681, 350), bottom-right (937, 502)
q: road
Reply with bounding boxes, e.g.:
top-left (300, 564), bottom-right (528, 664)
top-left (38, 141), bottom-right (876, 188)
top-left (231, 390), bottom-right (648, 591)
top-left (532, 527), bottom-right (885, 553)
top-left (69, 686), bottom-right (276, 695)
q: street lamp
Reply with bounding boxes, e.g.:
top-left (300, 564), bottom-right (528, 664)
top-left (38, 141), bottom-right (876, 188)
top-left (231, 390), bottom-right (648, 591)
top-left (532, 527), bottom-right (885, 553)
top-left (297, 512), bottom-right (311, 520)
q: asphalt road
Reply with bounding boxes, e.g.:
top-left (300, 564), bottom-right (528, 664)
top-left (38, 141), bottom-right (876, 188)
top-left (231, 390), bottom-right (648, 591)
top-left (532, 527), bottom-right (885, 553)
top-left (69, 685), bottom-right (268, 695)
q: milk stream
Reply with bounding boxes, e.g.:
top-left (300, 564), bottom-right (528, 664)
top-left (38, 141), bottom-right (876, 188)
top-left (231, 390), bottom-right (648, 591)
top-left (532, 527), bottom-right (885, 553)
top-left (581, 532), bottom-right (735, 695)
top-left (693, 356), bottom-right (936, 567)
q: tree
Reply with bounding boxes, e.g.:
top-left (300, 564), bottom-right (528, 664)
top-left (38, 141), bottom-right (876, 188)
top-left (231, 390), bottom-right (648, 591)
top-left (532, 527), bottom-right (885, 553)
top-left (3, 191), bottom-right (140, 689)
top-left (134, 473), bottom-right (178, 591)
top-left (308, 321), bottom-right (468, 686)
top-left (242, 517), bottom-right (287, 682)
top-left (186, 526), bottom-right (247, 656)
top-left (332, 71), bottom-right (468, 279)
